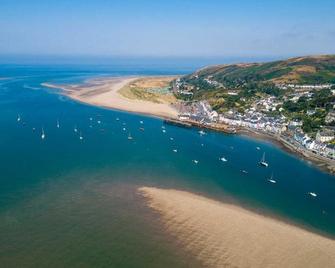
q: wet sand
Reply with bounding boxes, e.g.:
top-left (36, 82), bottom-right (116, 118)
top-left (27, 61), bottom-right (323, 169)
top-left (139, 186), bottom-right (335, 268)
top-left (43, 77), bottom-right (179, 119)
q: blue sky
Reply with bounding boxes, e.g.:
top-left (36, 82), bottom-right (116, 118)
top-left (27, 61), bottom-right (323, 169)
top-left (1, 0), bottom-right (335, 58)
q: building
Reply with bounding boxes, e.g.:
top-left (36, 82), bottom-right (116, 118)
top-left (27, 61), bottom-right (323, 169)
top-left (325, 110), bottom-right (335, 124)
top-left (316, 130), bottom-right (335, 143)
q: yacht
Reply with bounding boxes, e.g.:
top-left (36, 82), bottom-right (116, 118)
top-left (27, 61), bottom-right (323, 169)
top-left (140, 120), bottom-right (144, 124)
top-left (162, 129), bottom-right (166, 133)
top-left (220, 157), bottom-right (227, 162)
top-left (259, 152), bottom-right (268, 167)
top-left (79, 132), bottom-right (83, 140)
top-left (56, 120), bottom-right (60, 128)
top-left (128, 133), bottom-right (133, 140)
top-left (308, 192), bottom-right (317, 197)
top-left (173, 149), bottom-right (178, 153)
top-left (268, 173), bottom-right (276, 183)
top-left (97, 120), bottom-right (101, 124)
top-left (41, 128), bottom-right (45, 140)
top-left (170, 137), bottom-right (174, 141)
top-left (193, 160), bottom-right (199, 164)
top-left (17, 114), bottom-right (21, 122)
top-left (74, 126), bottom-right (78, 133)
top-left (256, 146), bottom-right (260, 150)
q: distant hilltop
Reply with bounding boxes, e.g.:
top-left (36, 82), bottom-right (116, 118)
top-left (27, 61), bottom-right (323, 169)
top-left (182, 54), bottom-right (335, 87)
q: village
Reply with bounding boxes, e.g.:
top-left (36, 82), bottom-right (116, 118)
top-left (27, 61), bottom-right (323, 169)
top-left (172, 78), bottom-right (335, 163)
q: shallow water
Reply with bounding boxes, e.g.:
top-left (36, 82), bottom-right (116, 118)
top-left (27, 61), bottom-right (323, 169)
top-left (0, 63), bottom-right (334, 267)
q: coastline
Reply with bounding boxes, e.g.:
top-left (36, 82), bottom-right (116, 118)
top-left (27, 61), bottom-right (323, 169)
top-left (43, 76), bottom-right (335, 175)
top-left (139, 186), bottom-right (335, 268)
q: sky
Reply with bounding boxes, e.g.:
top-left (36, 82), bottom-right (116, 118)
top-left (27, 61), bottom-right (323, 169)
top-left (0, 0), bottom-right (335, 59)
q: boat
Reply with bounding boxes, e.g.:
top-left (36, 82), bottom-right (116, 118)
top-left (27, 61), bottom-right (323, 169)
top-left (173, 149), bottom-right (178, 153)
top-left (256, 146), bottom-right (260, 150)
top-left (116, 117), bottom-right (120, 121)
top-left (56, 120), bottom-right (60, 128)
top-left (139, 127), bottom-right (145, 131)
top-left (97, 120), bottom-right (101, 124)
top-left (259, 152), bottom-right (268, 167)
top-left (79, 132), bottom-right (83, 140)
top-left (241, 170), bottom-right (248, 174)
top-left (17, 114), bottom-right (21, 122)
top-left (308, 192), bottom-right (317, 197)
top-left (74, 126), bottom-right (78, 133)
top-left (220, 157), bottom-right (227, 162)
top-left (193, 160), bottom-right (199, 164)
top-left (170, 137), bottom-right (174, 141)
top-left (199, 130), bottom-right (206, 135)
top-left (123, 127), bottom-right (126, 131)
top-left (162, 129), bottom-right (166, 133)
top-left (41, 128), bottom-right (45, 140)
top-left (128, 133), bottom-right (133, 140)
top-left (140, 120), bottom-right (144, 124)
top-left (268, 173), bottom-right (276, 183)
top-left (89, 117), bottom-right (93, 121)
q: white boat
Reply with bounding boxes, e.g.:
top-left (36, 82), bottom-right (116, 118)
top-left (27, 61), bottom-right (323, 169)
top-left (74, 126), bottom-right (78, 133)
top-left (241, 170), bottom-right (248, 174)
top-left (89, 117), bottom-right (93, 121)
top-left (259, 152), bottom-right (268, 167)
top-left (116, 118), bottom-right (120, 121)
top-left (17, 114), bottom-right (21, 122)
top-left (268, 173), bottom-right (276, 183)
top-left (256, 146), bottom-right (260, 150)
top-left (162, 129), bottom-right (166, 133)
top-left (56, 120), bottom-right (60, 128)
top-left (220, 157), bottom-right (227, 162)
top-left (170, 137), bottom-right (174, 141)
top-left (128, 133), bottom-right (133, 140)
top-left (173, 149), bottom-right (178, 153)
top-left (161, 126), bottom-right (165, 129)
top-left (97, 120), bottom-right (101, 124)
top-left (41, 128), bottom-right (45, 140)
top-left (193, 160), bottom-right (199, 164)
top-left (79, 132), bottom-right (83, 140)
top-left (123, 127), bottom-right (126, 131)
top-left (199, 130), bottom-right (206, 135)
top-left (140, 120), bottom-right (144, 124)
top-left (308, 192), bottom-right (317, 197)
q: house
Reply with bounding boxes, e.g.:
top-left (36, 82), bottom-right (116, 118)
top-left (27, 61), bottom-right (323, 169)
top-left (316, 130), bottom-right (335, 143)
top-left (325, 110), bottom-right (335, 124)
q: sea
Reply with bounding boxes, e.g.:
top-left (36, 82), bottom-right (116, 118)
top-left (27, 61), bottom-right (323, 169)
top-left (0, 58), bottom-right (334, 267)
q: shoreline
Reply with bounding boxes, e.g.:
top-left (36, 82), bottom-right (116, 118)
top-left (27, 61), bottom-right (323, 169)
top-left (139, 186), bottom-right (335, 268)
top-left (43, 76), bottom-right (335, 175)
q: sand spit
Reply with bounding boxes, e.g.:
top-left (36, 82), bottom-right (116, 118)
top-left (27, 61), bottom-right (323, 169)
top-left (43, 76), bottom-right (179, 119)
top-left (139, 187), bottom-right (335, 268)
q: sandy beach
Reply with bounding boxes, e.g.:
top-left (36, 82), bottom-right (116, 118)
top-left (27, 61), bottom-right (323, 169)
top-left (139, 186), bottom-right (335, 268)
top-left (43, 76), bottom-right (179, 119)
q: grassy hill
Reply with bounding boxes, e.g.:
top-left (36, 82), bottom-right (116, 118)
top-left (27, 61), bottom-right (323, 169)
top-left (177, 55), bottom-right (335, 116)
top-left (185, 55), bottom-right (335, 87)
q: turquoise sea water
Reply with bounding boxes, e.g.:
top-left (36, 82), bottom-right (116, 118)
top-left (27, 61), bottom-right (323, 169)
top-left (0, 63), bottom-right (334, 267)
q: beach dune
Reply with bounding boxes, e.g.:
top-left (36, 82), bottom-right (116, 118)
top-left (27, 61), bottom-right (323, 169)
top-left (139, 186), bottom-right (335, 268)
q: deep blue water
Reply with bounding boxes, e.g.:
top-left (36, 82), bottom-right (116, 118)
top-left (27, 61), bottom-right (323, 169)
top-left (0, 62), bottom-right (334, 267)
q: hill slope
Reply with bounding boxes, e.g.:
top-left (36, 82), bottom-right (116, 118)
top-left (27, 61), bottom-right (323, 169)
top-left (185, 55), bottom-right (335, 87)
